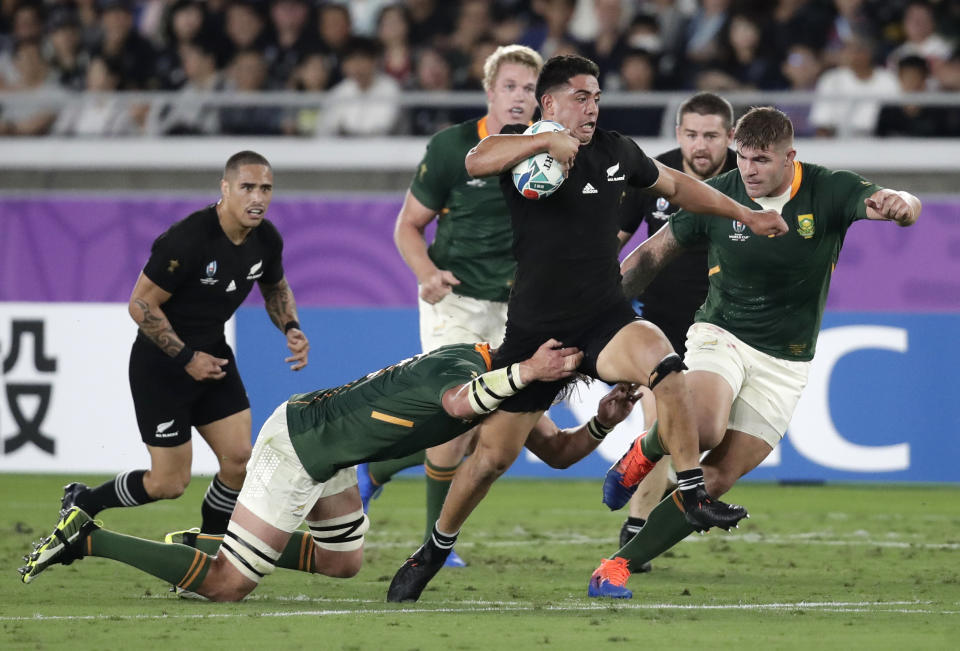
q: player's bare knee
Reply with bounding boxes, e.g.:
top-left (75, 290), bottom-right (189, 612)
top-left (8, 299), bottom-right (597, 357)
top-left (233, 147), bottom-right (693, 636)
top-left (145, 473), bottom-right (190, 499)
top-left (314, 548), bottom-right (363, 578)
top-left (201, 557), bottom-right (256, 602)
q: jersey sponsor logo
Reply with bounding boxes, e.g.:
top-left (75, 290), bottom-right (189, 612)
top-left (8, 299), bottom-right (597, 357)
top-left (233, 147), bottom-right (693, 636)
top-left (246, 260), bottom-right (263, 280)
top-left (466, 178), bottom-right (487, 188)
top-left (201, 260), bottom-right (218, 285)
top-left (797, 214), bottom-right (815, 239)
top-left (155, 418), bottom-right (177, 438)
top-left (582, 182), bottom-right (598, 194)
top-left (226, 279), bottom-right (237, 292)
top-left (606, 162), bottom-right (625, 182)
top-left (728, 221), bottom-right (749, 242)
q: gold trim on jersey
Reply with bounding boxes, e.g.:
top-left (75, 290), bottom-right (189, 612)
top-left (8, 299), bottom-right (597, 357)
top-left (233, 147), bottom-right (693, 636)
top-left (789, 160), bottom-right (803, 199)
top-left (371, 411), bottom-right (414, 427)
top-left (709, 265), bottom-right (721, 276)
top-left (477, 116), bottom-right (489, 140)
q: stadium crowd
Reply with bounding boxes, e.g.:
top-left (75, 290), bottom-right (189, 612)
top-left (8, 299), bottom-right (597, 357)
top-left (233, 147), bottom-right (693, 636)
top-left (0, 0), bottom-right (958, 137)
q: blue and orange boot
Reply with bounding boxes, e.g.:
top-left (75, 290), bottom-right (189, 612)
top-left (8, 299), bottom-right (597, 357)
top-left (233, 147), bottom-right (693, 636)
top-left (602, 433), bottom-right (657, 510)
top-left (587, 556), bottom-right (633, 599)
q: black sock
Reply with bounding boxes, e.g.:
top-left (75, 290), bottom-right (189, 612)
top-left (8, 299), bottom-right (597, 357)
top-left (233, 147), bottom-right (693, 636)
top-left (623, 516), bottom-right (647, 535)
top-left (675, 468), bottom-right (706, 509)
top-left (430, 523), bottom-right (459, 550)
top-left (200, 474), bottom-right (240, 534)
top-left (80, 470), bottom-right (156, 516)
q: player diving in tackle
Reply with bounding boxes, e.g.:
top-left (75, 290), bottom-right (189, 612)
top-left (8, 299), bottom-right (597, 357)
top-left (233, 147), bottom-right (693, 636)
top-left (589, 106), bottom-right (921, 598)
top-left (19, 339), bottom-right (641, 601)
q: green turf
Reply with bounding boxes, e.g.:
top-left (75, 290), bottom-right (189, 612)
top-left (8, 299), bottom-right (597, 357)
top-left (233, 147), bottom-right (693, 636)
top-left (2, 474), bottom-right (958, 650)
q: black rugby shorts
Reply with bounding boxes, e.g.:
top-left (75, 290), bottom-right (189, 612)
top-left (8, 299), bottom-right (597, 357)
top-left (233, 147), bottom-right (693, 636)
top-left (128, 337), bottom-right (250, 447)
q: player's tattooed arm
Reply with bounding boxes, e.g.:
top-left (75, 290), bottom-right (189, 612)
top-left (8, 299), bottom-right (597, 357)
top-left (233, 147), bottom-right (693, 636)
top-left (620, 226), bottom-right (684, 298)
top-left (260, 276), bottom-right (298, 329)
top-left (128, 272), bottom-right (185, 356)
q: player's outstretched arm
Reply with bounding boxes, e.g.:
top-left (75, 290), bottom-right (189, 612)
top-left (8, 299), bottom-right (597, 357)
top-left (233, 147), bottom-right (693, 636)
top-left (394, 190), bottom-right (460, 304)
top-left (864, 189), bottom-right (921, 227)
top-left (620, 226), bottom-right (685, 298)
top-left (441, 339), bottom-right (583, 420)
top-left (648, 163), bottom-right (788, 236)
top-left (259, 275), bottom-right (309, 370)
top-left (465, 130), bottom-right (580, 177)
top-left (129, 272), bottom-right (227, 381)
top-left (525, 383), bottom-right (641, 468)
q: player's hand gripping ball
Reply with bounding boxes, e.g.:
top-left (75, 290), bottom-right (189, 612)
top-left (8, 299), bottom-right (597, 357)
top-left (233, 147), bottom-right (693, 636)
top-left (511, 120), bottom-right (566, 199)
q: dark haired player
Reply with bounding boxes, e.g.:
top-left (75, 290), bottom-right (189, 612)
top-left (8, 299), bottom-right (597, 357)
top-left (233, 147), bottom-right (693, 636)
top-left (387, 55), bottom-right (789, 602)
top-left (590, 107), bottom-right (921, 598)
top-left (59, 151), bottom-right (310, 536)
top-left (614, 91), bottom-right (739, 555)
top-left (20, 340), bottom-right (640, 600)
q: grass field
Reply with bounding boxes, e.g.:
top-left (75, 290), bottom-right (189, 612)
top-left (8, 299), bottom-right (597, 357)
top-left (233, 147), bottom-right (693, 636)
top-left (2, 474), bottom-right (958, 650)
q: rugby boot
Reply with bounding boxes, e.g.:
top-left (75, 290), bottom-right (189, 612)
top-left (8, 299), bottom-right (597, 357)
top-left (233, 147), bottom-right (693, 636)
top-left (587, 557), bottom-right (632, 599)
top-left (386, 537), bottom-right (450, 602)
top-left (602, 433), bottom-right (656, 510)
top-left (60, 482), bottom-right (90, 511)
top-left (19, 507), bottom-right (99, 584)
top-left (680, 485), bottom-right (749, 533)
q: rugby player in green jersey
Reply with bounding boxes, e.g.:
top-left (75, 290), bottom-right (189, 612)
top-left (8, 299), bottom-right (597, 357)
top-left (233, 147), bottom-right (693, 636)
top-left (20, 339), bottom-right (642, 601)
top-left (360, 45), bottom-right (542, 568)
top-left (588, 106), bottom-right (921, 598)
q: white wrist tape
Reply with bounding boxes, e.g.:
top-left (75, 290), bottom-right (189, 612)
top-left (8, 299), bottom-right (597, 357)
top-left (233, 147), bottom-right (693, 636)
top-left (467, 363), bottom-right (527, 415)
top-left (586, 416), bottom-right (615, 441)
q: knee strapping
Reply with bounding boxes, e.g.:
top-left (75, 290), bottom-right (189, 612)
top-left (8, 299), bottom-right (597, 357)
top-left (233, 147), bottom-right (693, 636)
top-left (308, 510), bottom-right (369, 552)
top-left (220, 521), bottom-right (281, 583)
top-left (648, 353), bottom-right (687, 391)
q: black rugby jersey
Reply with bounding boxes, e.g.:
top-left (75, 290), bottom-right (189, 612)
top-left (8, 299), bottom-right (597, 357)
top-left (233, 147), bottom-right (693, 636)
top-left (619, 148), bottom-right (737, 327)
top-left (498, 126), bottom-right (659, 330)
top-left (141, 205), bottom-right (284, 348)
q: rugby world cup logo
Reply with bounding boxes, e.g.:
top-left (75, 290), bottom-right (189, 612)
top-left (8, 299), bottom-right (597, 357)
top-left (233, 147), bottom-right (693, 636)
top-left (201, 260), bottom-right (219, 285)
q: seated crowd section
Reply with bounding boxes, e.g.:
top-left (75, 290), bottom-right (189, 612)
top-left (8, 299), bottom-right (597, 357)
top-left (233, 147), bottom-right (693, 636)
top-left (0, 0), bottom-right (958, 138)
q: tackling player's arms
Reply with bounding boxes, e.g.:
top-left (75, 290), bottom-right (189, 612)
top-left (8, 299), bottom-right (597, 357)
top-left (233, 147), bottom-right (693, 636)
top-left (620, 226), bottom-right (686, 298)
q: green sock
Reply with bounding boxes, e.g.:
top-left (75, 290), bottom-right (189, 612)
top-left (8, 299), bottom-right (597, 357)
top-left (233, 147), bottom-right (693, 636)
top-left (424, 459), bottom-right (460, 543)
top-left (614, 490), bottom-right (694, 570)
top-left (88, 528), bottom-right (212, 592)
top-left (369, 450), bottom-right (426, 485)
top-left (640, 420), bottom-right (665, 461)
top-left (181, 531), bottom-right (318, 573)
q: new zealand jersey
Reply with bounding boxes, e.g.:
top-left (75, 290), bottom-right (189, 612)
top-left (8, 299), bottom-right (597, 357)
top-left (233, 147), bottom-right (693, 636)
top-left (141, 205), bottom-right (284, 348)
top-left (670, 161), bottom-right (880, 361)
top-left (411, 117), bottom-right (516, 302)
top-left (285, 344), bottom-right (492, 482)
top-left (498, 126), bottom-right (660, 330)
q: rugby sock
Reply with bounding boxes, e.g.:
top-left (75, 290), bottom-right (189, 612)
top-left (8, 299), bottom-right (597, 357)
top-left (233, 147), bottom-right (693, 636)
top-left (430, 523), bottom-right (459, 551)
top-left (173, 531), bottom-right (319, 574)
top-left (424, 459), bottom-right (460, 543)
top-left (78, 470), bottom-right (157, 516)
top-left (615, 491), bottom-right (694, 570)
top-left (622, 516), bottom-right (647, 539)
top-left (640, 421), bottom-right (666, 462)
top-left (368, 451), bottom-right (426, 486)
top-left (675, 468), bottom-right (706, 503)
top-left (200, 475), bottom-right (240, 534)
top-left (87, 528), bottom-right (212, 593)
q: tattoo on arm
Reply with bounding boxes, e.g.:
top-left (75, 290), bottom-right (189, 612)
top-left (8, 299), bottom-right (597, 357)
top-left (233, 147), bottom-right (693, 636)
top-left (621, 230), bottom-right (684, 298)
top-left (131, 298), bottom-right (185, 357)
top-left (261, 277), bottom-right (299, 331)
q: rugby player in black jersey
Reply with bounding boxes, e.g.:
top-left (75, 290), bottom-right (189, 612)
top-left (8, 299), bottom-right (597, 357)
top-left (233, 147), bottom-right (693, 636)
top-left (59, 151), bottom-right (310, 535)
top-left (614, 92), bottom-right (739, 555)
top-left (386, 55), bottom-right (788, 602)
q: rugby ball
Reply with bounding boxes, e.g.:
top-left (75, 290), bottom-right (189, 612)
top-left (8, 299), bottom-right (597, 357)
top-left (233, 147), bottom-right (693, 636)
top-left (511, 120), bottom-right (566, 199)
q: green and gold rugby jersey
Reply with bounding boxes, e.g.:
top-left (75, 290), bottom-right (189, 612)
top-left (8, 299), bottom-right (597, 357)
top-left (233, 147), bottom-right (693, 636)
top-left (410, 117), bottom-right (516, 302)
top-left (285, 343), bottom-right (493, 482)
top-left (669, 161), bottom-right (880, 361)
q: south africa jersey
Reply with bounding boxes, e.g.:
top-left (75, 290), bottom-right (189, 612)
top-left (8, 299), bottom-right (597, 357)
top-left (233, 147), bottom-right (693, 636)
top-left (285, 343), bottom-right (493, 482)
top-left (498, 126), bottom-right (660, 330)
top-left (670, 161), bottom-right (880, 361)
top-left (141, 205), bottom-right (284, 347)
top-left (411, 117), bottom-right (516, 302)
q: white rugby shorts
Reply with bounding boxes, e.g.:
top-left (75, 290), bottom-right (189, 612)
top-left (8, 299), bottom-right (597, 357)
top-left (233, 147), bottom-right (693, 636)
top-left (683, 322), bottom-right (810, 448)
top-left (237, 403), bottom-right (357, 533)
top-left (418, 290), bottom-right (508, 352)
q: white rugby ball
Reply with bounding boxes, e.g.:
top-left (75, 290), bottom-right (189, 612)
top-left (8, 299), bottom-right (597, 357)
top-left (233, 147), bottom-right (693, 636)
top-left (511, 120), bottom-right (566, 199)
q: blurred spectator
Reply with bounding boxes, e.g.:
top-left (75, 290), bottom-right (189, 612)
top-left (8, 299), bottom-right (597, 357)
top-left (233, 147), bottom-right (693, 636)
top-left (810, 31), bottom-right (898, 137)
top-left (155, 1), bottom-right (219, 90)
top-left (94, 0), bottom-right (158, 89)
top-left (711, 13), bottom-right (784, 90)
top-left (0, 38), bottom-right (63, 136)
top-left (46, 8), bottom-right (88, 91)
top-left (268, 0), bottom-right (314, 87)
top-left (601, 47), bottom-right (663, 136)
top-left (316, 36), bottom-right (400, 136)
top-left (341, 0), bottom-right (392, 36)
top-left (406, 46), bottom-right (455, 135)
top-left (219, 49), bottom-right (283, 135)
top-left (582, 0), bottom-right (630, 86)
top-left (446, 0), bottom-right (493, 64)
top-left (0, 1), bottom-right (45, 86)
top-left (679, 0), bottom-right (731, 79)
top-left (770, 0), bottom-right (833, 53)
top-left (317, 2), bottom-right (353, 84)
top-left (224, 0), bottom-right (272, 61)
top-left (406, 0), bottom-right (456, 48)
top-left (157, 41), bottom-right (224, 135)
top-left (886, 1), bottom-right (954, 71)
top-left (51, 54), bottom-right (137, 136)
top-left (936, 48), bottom-right (960, 135)
top-left (823, 0), bottom-right (875, 67)
top-left (376, 3), bottom-right (413, 86)
top-left (521, 0), bottom-right (580, 59)
top-left (283, 51), bottom-right (331, 135)
top-left (778, 43), bottom-right (823, 136)
top-left (73, 0), bottom-right (104, 49)
top-left (876, 55), bottom-right (945, 136)
top-left (459, 38), bottom-right (499, 90)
